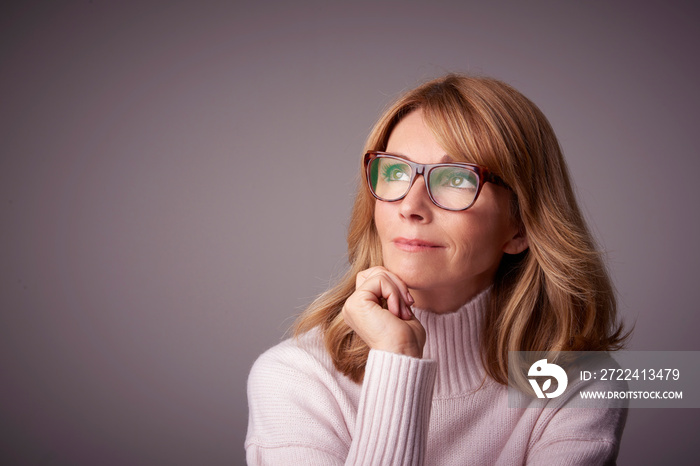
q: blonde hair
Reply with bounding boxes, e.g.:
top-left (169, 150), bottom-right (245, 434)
top-left (294, 74), bottom-right (629, 384)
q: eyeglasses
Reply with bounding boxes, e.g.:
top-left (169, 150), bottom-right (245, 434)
top-left (364, 151), bottom-right (510, 211)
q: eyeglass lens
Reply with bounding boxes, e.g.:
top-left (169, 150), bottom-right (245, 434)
top-left (369, 157), bottom-right (479, 210)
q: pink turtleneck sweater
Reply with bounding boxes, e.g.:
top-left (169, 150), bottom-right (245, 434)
top-left (245, 290), bottom-right (626, 465)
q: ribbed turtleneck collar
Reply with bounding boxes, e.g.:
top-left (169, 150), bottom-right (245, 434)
top-left (411, 287), bottom-right (491, 397)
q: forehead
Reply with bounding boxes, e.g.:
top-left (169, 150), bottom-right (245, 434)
top-left (385, 109), bottom-right (454, 164)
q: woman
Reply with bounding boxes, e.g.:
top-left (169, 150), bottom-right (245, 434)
top-left (246, 74), bottom-right (628, 464)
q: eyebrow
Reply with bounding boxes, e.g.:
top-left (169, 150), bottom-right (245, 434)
top-left (393, 153), bottom-right (454, 163)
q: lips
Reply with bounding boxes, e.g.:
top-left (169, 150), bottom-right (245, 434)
top-left (392, 237), bottom-right (444, 252)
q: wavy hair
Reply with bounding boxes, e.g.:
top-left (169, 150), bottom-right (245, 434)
top-left (293, 74), bottom-right (629, 384)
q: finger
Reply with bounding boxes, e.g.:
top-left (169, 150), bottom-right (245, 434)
top-left (366, 274), bottom-right (410, 320)
top-left (356, 266), bottom-right (390, 288)
top-left (385, 289), bottom-right (402, 318)
top-left (370, 269), bottom-right (413, 320)
top-left (378, 268), bottom-right (414, 308)
top-left (382, 284), bottom-right (412, 321)
top-left (357, 266), bottom-right (414, 308)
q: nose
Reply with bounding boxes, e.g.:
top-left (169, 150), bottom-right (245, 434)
top-left (398, 174), bottom-right (433, 222)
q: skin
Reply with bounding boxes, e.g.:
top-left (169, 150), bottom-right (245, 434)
top-left (342, 109), bottom-right (528, 358)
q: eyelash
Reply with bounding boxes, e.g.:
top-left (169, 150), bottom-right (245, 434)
top-left (381, 163), bottom-right (409, 181)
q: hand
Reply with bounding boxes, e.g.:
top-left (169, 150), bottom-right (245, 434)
top-left (341, 266), bottom-right (426, 358)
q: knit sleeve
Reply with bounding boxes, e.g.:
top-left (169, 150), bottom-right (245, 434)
top-left (245, 341), bottom-right (437, 465)
top-left (347, 350), bottom-right (438, 464)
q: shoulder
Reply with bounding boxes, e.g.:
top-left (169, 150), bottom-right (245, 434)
top-left (527, 404), bottom-right (626, 465)
top-left (248, 328), bottom-right (340, 388)
top-left (526, 356), bottom-right (628, 464)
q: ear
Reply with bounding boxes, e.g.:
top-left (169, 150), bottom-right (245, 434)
top-left (503, 225), bottom-right (529, 255)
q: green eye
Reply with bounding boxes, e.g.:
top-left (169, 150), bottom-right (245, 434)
top-left (449, 175), bottom-right (466, 187)
top-left (389, 168), bottom-right (405, 180)
top-left (381, 163), bottom-right (411, 182)
top-left (432, 168), bottom-right (477, 189)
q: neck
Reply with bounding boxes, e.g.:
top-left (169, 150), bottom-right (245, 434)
top-left (410, 281), bottom-right (493, 314)
top-left (411, 287), bottom-right (492, 394)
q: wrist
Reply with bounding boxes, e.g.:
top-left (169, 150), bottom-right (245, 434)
top-left (373, 341), bottom-right (423, 359)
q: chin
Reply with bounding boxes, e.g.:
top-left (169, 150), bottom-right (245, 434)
top-left (385, 262), bottom-right (441, 290)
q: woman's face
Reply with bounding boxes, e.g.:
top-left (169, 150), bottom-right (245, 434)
top-left (374, 109), bottom-right (527, 313)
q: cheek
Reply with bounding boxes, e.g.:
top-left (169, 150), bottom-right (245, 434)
top-left (448, 216), bottom-right (508, 262)
top-left (451, 225), bottom-right (486, 261)
top-left (373, 201), bottom-right (390, 239)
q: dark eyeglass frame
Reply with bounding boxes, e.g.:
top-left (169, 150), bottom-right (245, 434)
top-left (364, 151), bottom-right (511, 211)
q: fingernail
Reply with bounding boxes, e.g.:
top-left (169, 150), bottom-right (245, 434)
top-left (406, 292), bottom-right (414, 305)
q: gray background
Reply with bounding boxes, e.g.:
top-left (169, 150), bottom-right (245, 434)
top-left (1, 1), bottom-right (698, 464)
